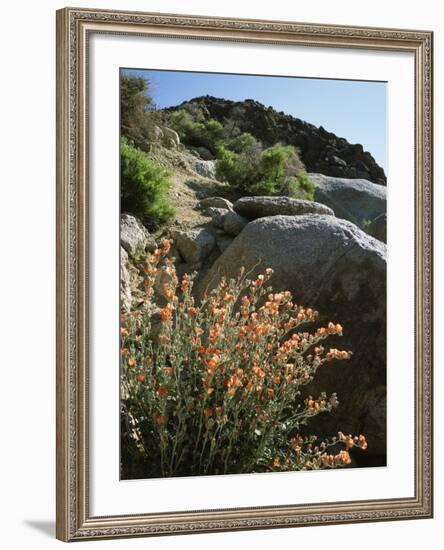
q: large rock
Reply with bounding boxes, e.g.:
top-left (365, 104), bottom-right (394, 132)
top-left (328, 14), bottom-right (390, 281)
top-left (207, 207), bottom-right (228, 229)
top-left (310, 173), bottom-right (386, 226)
top-left (120, 213), bottom-right (157, 256)
top-left (200, 214), bottom-right (387, 457)
top-left (192, 159), bottom-right (216, 179)
top-left (172, 228), bottom-right (216, 266)
top-left (223, 211), bottom-right (248, 236)
top-left (198, 196), bottom-right (234, 211)
top-left (233, 196), bottom-right (334, 220)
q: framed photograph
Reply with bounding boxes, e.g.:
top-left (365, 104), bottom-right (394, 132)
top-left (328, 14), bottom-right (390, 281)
top-left (56, 7), bottom-right (433, 541)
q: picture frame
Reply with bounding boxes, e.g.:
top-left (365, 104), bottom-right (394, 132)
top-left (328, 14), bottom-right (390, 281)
top-left (56, 6), bottom-right (433, 542)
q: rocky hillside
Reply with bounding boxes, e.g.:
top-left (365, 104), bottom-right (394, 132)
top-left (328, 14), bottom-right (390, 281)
top-left (120, 79), bottom-right (388, 465)
top-left (168, 96), bottom-right (386, 185)
top-left (120, 132), bottom-right (387, 462)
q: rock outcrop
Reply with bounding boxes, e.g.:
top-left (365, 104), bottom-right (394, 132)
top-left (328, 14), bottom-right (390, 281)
top-left (192, 159), bottom-right (217, 180)
top-left (310, 173), bottom-right (386, 226)
top-left (200, 214), bottom-right (387, 457)
top-left (121, 213), bottom-right (157, 256)
top-left (234, 196), bottom-right (334, 220)
top-left (169, 96), bottom-right (386, 185)
top-left (172, 228), bottom-right (216, 267)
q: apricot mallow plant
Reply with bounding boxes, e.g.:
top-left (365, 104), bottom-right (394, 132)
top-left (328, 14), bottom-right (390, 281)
top-left (120, 240), bottom-right (367, 478)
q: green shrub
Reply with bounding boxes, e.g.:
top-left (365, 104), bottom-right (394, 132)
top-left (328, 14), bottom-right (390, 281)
top-left (360, 218), bottom-right (372, 234)
top-left (120, 138), bottom-right (175, 224)
top-left (120, 241), bottom-right (368, 478)
top-left (224, 132), bottom-right (259, 154)
top-left (260, 145), bottom-right (295, 183)
top-left (215, 141), bottom-right (260, 192)
top-left (283, 171), bottom-right (315, 200)
top-left (168, 109), bottom-right (224, 153)
top-left (216, 141), bottom-right (309, 198)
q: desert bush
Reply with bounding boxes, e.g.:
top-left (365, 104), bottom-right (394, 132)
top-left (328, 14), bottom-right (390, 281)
top-left (120, 240), bottom-right (367, 478)
top-left (168, 109), bottom-right (224, 153)
top-left (215, 141), bottom-right (311, 198)
top-left (282, 171), bottom-right (315, 200)
top-left (215, 140), bottom-right (261, 192)
top-left (120, 137), bottom-right (175, 225)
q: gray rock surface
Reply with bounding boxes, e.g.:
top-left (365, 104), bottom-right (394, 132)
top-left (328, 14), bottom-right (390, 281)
top-left (120, 247), bottom-right (133, 311)
top-left (233, 196), bottom-right (334, 220)
top-left (207, 207), bottom-right (228, 229)
top-left (216, 234), bottom-right (235, 254)
top-left (198, 196), bottom-right (234, 211)
top-left (192, 159), bottom-right (217, 179)
top-left (162, 126), bottom-right (180, 148)
top-left (173, 228), bottom-right (216, 266)
top-left (200, 214), bottom-right (387, 456)
top-left (120, 213), bottom-right (157, 256)
top-left (223, 211), bottom-right (248, 236)
top-left (310, 173), bottom-right (386, 226)
top-left (369, 213), bottom-right (387, 243)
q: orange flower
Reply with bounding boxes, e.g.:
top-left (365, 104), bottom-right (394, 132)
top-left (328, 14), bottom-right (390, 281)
top-left (269, 457), bottom-right (280, 469)
top-left (162, 239), bottom-right (171, 254)
top-left (159, 307), bottom-right (172, 322)
top-left (163, 367), bottom-right (173, 374)
top-left (188, 306), bottom-right (198, 316)
top-left (335, 450), bottom-right (352, 465)
top-left (355, 434), bottom-right (368, 450)
top-left (209, 324), bottom-right (222, 342)
top-left (120, 347), bottom-right (130, 356)
top-left (127, 357), bottom-right (136, 367)
top-left (135, 372), bottom-right (145, 383)
top-left (157, 386), bottom-right (168, 397)
top-left (203, 408), bottom-right (213, 417)
top-left (252, 366), bottom-right (266, 379)
top-left (267, 388), bottom-right (274, 398)
top-left (156, 414), bottom-right (168, 426)
top-left (120, 327), bottom-right (129, 336)
top-left (254, 274), bottom-right (265, 287)
top-left (180, 277), bottom-right (189, 293)
top-left (290, 435), bottom-right (303, 450)
top-left (162, 283), bottom-right (175, 300)
top-left (207, 353), bottom-right (220, 372)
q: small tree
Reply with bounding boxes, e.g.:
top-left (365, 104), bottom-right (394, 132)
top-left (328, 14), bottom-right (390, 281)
top-left (120, 73), bottom-right (164, 150)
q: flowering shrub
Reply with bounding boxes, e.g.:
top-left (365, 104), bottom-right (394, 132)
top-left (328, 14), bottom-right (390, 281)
top-left (120, 240), bottom-right (367, 478)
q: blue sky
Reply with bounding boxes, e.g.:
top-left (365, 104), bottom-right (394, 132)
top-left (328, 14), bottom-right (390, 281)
top-left (123, 68), bottom-right (387, 171)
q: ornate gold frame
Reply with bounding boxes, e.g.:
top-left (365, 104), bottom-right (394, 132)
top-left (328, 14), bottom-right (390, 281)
top-left (56, 7), bottom-right (433, 542)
